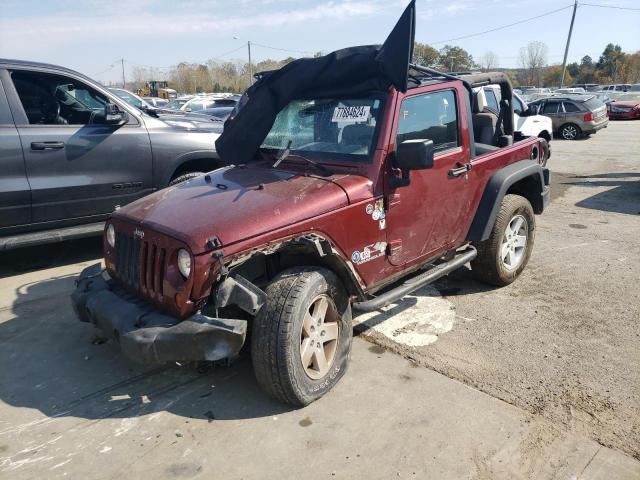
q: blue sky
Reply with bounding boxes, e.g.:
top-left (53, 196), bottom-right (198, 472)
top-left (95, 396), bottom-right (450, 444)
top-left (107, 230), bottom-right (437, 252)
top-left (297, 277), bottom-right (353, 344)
top-left (1, 0), bottom-right (638, 84)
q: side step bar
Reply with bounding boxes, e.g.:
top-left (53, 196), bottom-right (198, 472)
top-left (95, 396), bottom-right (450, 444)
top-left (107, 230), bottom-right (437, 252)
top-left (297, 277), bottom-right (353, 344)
top-left (352, 247), bottom-right (477, 312)
top-left (0, 222), bottom-right (105, 251)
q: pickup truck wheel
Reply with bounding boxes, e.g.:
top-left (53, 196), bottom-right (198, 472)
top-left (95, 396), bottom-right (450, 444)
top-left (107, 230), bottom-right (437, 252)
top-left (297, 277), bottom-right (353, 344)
top-left (169, 171), bottom-right (202, 186)
top-left (471, 194), bottom-right (535, 287)
top-left (251, 267), bottom-right (352, 406)
top-left (559, 123), bottom-right (581, 140)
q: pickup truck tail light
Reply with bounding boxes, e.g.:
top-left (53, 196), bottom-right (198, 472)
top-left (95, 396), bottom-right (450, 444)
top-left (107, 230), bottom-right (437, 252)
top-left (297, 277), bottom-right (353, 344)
top-left (583, 112), bottom-right (593, 122)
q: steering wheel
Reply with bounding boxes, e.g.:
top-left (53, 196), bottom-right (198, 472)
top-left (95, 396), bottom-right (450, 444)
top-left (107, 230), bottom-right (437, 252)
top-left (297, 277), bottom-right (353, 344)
top-left (40, 96), bottom-right (61, 124)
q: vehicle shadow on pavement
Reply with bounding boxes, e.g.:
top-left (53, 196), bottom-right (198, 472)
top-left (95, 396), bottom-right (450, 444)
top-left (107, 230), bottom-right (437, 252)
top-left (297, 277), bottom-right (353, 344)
top-left (0, 236), bottom-right (103, 279)
top-left (0, 274), bottom-right (294, 426)
top-left (559, 173), bottom-right (640, 215)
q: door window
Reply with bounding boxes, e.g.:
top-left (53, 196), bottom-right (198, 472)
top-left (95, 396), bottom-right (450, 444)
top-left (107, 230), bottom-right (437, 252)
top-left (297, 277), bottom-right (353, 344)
top-left (10, 70), bottom-right (109, 125)
top-left (542, 101), bottom-right (560, 114)
top-left (483, 88), bottom-right (499, 112)
top-left (562, 102), bottom-right (580, 113)
top-left (397, 90), bottom-right (458, 153)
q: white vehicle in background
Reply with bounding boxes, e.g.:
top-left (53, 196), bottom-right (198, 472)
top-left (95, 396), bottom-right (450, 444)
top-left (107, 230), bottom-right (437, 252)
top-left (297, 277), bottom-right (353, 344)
top-left (555, 87), bottom-right (586, 95)
top-left (476, 85), bottom-right (553, 142)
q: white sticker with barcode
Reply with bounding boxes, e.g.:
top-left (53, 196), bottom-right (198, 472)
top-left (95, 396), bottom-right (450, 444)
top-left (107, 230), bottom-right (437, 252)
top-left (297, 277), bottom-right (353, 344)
top-left (331, 106), bottom-right (370, 123)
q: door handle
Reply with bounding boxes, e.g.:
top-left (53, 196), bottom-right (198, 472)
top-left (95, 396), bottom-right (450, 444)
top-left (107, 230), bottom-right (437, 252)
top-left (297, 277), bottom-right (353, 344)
top-left (448, 163), bottom-right (472, 178)
top-left (31, 141), bottom-right (65, 150)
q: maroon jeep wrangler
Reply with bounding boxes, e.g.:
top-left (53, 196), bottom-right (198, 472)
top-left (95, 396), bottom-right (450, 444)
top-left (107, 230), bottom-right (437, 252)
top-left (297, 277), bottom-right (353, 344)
top-left (72, 5), bottom-right (549, 406)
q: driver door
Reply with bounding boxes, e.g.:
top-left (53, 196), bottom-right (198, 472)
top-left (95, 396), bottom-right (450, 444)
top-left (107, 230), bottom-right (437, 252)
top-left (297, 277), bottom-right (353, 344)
top-left (384, 86), bottom-right (478, 266)
top-left (6, 69), bottom-right (153, 224)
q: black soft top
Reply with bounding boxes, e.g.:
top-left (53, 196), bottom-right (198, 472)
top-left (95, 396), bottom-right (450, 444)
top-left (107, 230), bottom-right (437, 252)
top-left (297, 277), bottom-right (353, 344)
top-left (215, 1), bottom-right (416, 165)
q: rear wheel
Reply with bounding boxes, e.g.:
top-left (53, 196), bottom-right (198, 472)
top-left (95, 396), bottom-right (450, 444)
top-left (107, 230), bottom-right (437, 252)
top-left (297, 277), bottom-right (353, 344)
top-left (251, 267), bottom-right (352, 406)
top-left (471, 194), bottom-right (535, 286)
top-left (559, 123), bottom-right (581, 140)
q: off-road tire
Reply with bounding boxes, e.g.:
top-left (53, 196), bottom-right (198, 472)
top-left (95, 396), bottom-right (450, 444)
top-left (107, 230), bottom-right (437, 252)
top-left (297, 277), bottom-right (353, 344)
top-left (169, 171), bottom-right (203, 186)
top-left (251, 267), bottom-right (352, 406)
top-left (559, 123), bottom-right (581, 140)
top-left (471, 194), bottom-right (535, 287)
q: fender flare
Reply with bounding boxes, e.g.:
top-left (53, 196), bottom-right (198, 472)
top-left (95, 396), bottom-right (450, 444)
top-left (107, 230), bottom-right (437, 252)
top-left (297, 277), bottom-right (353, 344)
top-left (466, 159), bottom-right (550, 242)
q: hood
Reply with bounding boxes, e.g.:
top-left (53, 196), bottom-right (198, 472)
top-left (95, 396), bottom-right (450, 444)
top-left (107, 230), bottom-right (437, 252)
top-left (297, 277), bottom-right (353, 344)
top-left (114, 165), bottom-right (367, 254)
top-left (153, 112), bottom-right (224, 133)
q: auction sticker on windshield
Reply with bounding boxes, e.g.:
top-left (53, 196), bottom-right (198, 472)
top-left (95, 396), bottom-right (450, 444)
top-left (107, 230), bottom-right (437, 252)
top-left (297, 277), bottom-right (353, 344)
top-left (332, 106), bottom-right (370, 123)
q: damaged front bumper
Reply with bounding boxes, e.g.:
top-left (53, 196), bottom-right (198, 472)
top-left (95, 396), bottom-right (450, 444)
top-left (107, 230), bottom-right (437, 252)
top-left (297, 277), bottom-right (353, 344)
top-left (71, 264), bottom-right (247, 365)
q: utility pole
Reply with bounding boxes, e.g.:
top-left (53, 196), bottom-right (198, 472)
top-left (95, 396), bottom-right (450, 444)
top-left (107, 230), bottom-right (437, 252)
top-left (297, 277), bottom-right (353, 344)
top-left (560, 0), bottom-right (578, 88)
top-left (121, 58), bottom-right (126, 88)
top-left (247, 41), bottom-right (253, 86)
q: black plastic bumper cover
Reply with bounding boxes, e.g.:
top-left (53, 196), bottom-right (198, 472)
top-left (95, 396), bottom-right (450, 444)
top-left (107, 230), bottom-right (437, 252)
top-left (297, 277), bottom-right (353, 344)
top-left (71, 263), bottom-right (247, 365)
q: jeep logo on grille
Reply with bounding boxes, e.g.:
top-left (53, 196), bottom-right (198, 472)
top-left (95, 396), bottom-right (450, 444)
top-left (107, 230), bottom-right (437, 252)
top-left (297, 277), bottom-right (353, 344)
top-left (134, 228), bottom-right (145, 239)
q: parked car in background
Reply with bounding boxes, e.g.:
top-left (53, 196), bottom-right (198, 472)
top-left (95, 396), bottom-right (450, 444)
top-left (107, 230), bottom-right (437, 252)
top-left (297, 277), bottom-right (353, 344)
top-left (608, 99), bottom-right (640, 120)
top-left (143, 96), bottom-right (169, 107)
top-left (164, 96), bottom-right (193, 110)
top-left (476, 85), bottom-right (553, 143)
top-left (198, 106), bottom-right (235, 121)
top-left (570, 83), bottom-right (600, 92)
top-left (521, 87), bottom-right (552, 103)
top-left (180, 95), bottom-right (239, 112)
top-left (555, 87), bottom-right (585, 95)
top-left (529, 95), bottom-right (608, 140)
top-left (109, 87), bottom-right (151, 109)
top-left (597, 84), bottom-right (632, 93)
top-left (0, 58), bottom-right (223, 250)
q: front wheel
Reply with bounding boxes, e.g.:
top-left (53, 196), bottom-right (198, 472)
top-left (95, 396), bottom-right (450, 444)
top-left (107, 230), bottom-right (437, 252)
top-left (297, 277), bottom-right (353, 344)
top-left (251, 267), bottom-right (352, 406)
top-left (560, 123), bottom-right (581, 140)
top-left (471, 194), bottom-right (535, 286)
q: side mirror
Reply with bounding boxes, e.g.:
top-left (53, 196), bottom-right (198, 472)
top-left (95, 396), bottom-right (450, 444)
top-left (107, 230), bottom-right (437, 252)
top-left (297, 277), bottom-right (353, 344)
top-left (390, 139), bottom-right (434, 188)
top-left (104, 103), bottom-right (128, 125)
top-left (396, 139), bottom-right (434, 170)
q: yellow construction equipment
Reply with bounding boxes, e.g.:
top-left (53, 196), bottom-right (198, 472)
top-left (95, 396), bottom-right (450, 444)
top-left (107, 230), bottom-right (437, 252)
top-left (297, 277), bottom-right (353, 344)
top-left (136, 81), bottom-right (177, 100)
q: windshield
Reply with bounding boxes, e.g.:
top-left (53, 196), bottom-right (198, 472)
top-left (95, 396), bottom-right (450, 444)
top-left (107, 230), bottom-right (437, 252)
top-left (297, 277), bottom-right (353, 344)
top-left (261, 97), bottom-right (384, 163)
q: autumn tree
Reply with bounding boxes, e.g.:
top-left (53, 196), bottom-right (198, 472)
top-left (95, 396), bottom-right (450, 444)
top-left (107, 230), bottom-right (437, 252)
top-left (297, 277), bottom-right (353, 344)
top-left (518, 41), bottom-right (548, 86)
top-left (479, 51), bottom-right (499, 72)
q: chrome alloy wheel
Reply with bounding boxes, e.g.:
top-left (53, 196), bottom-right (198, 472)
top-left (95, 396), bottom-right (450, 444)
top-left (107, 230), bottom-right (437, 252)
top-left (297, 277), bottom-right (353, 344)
top-left (561, 124), bottom-right (578, 140)
top-left (501, 214), bottom-right (528, 271)
top-left (300, 295), bottom-right (339, 380)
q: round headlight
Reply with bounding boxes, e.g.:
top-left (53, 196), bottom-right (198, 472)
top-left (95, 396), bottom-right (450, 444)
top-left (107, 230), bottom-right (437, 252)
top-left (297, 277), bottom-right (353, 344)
top-left (177, 249), bottom-right (192, 278)
top-left (106, 224), bottom-right (116, 248)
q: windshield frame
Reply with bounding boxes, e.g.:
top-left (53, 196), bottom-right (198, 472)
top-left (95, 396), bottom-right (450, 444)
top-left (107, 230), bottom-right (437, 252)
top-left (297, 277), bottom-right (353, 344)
top-left (259, 92), bottom-right (388, 165)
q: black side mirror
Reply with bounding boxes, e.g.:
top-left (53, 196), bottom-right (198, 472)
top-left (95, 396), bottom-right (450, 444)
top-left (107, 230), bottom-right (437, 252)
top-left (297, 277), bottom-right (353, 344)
top-left (104, 103), bottom-right (128, 125)
top-left (390, 139), bottom-right (434, 188)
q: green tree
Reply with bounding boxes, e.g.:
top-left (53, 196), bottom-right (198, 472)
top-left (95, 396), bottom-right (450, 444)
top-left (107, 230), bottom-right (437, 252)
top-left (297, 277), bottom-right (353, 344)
top-left (437, 45), bottom-right (476, 72)
top-left (413, 42), bottom-right (439, 67)
top-left (596, 43), bottom-right (624, 81)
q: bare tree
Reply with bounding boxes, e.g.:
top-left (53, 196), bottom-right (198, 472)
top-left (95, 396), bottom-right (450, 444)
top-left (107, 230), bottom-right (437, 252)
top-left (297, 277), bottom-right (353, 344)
top-left (479, 51), bottom-right (499, 72)
top-left (519, 41), bottom-right (548, 86)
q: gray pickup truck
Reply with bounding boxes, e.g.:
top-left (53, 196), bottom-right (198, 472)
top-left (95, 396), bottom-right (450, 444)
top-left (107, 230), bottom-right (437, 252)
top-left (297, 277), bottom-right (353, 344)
top-left (0, 59), bottom-right (223, 250)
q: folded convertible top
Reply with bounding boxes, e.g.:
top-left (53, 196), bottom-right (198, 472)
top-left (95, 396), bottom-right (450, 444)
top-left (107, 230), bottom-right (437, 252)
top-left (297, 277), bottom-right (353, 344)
top-left (215, 0), bottom-right (415, 165)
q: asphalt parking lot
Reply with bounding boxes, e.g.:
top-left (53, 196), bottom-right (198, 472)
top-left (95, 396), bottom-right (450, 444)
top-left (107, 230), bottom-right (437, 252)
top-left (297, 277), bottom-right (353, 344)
top-left (1, 121), bottom-right (639, 479)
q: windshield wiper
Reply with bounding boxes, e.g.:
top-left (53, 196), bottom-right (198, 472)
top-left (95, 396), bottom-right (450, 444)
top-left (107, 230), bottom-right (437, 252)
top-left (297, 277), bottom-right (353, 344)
top-left (271, 140), bottom-right (333, 176)
top-left (272, 140), bottom-right (292, 168)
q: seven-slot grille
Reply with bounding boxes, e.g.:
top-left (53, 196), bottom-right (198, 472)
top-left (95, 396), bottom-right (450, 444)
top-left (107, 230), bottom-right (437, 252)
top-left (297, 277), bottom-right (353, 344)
top-left (115, 232), bottom-right (166, 298)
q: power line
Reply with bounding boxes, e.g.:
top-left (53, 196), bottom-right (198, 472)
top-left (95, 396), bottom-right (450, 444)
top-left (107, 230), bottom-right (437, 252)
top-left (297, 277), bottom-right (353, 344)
top-left (428, 4), bottom-right (574, 45)
top-left (580, 2), bottom-right (640, 11)
top-left (250, 42), bottom-right (314, 56)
